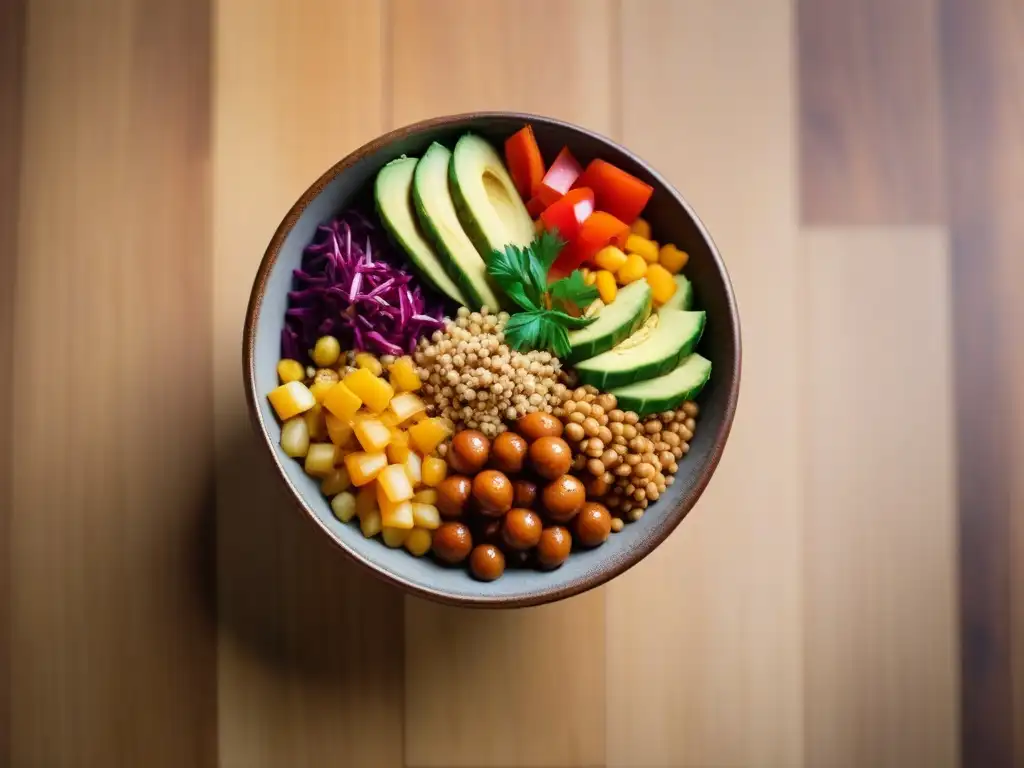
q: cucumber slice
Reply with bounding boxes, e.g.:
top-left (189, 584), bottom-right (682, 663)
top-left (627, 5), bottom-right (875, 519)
top-left (660, 274), bottom-right (693, 311)
top-left (565, 281), bottom-right (652, 364)
top-left (610, 354), bottom-right (712, 416)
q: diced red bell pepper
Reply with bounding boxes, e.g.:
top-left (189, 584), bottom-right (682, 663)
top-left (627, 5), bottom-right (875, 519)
top-left (575, 159), bottom-right (653, 224)
top-left (504, 125), bottom-right (545, 200)
top-left (540, 187), bottom-right (594, 243)
top-left (526, 195), bottom-right (548, 218)
top-left (534, 147), bottom-right (583, 207)
top-left (572, 211), bottom-right (630, 263)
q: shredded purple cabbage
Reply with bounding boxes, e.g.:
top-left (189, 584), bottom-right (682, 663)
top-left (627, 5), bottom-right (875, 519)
top-left (281, 209), bottom-right (445, 362)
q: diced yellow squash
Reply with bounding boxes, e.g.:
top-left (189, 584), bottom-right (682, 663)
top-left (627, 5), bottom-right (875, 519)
top-left (354, 418), bottom-right (392, 453)
top-left (325, 412), bottom-right (354, 447)
top-left (617, 252), bottom-right (648, 285)
top-left (389, 392), bottom-right (426, 424)
top-left (408, 417), bottom-right (451, 456)
top-left (631, 217), bottom-right (652, 238)
top-left (355, 483), bottom-right (377, 518)
top-left (277, 358), bottom-right (305, 384)
top-left (659, 243), bottom-right (689, 274)
top-left (304, 403), bottom-right (327, 442)
top-left (404, 452), bottom-right (422, 486)
top-left (308, 380), bottom-right (336, 404)
top-left (378, 463), bottom-right (414, 502)
top-left (330, 490), bottom-right (357, 522)
top-left (379, 410), bottom-right (400, 428)
top-left (386, 432), bottom-right (411, 464)
top-left (344, 451), bottom-right (388, 486)
top-left (381, 526), bottom-right (410, 548)
top-left (359, 507), bottom-right (383, 538)
top-left (595, 270), bottom-right (618, 304)
top-left (625, 233), bottom-right (659, 264)
top-left (410, 502), bottom-right (441, 530)
top-left (646, 263), bottom-right (678, 305)
top-left (412, 488), bottom-right (438, 505)
top-left (422, 457), bottom-right (447, 487)
top-left (594, 245), bottom-right (628, 273)
top-left (321, 467), bottom-right (351, 496)
top-left (404, 527), bottom-right (433, 557)
top-left (388, 356), bottom-right (422, 392)
top-left (268, 381), bottom-right (316, 421)
top-left (380, 498), bottom-right (414, 530)
top-left (343, 367), bottom-right (394, 412)
top-left (355, 352), bottom-right (383, 376)
top-left (323, 380), bottom-right (362, 420)
top-left (304, 443), bottom-right (338, 477)
top-left (280, 416), bottom-right (310, 458)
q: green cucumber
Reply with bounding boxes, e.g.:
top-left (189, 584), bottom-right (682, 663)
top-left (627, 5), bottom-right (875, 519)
top-left (610, 354), bottom-right (712, 416)
top-left (565, 281), bottom-right (652, 364)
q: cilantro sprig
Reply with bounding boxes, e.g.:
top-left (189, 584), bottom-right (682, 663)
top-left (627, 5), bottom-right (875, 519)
top-left (487, 231), bottom-right (600, 357)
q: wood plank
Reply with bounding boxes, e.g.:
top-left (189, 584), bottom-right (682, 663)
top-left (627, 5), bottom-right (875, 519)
top-left (801, 228), bottom-right (959, 768)
top-left (940, 1), bottom-right (1024, 764)
top-left (607, 2), bottom-right (803, 766)
top-left (388, 2), bottom-right (613, 766)
top-left (212, 2), bottom-right (405, 767)
top-left (9, 0), bottom-right (217, 765)
top-left (798, 0), bottom-right (945, 225)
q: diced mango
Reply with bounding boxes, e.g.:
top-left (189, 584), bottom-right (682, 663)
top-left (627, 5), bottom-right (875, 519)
top-left (594, 245), bottom-right (628, 273)
top-left (422, 457), bottom-right (447, 487)
top-left (330, 491), bottom-right (357, 523)
top-left (646, 263), bottom-right (678, 305)
top-left (344, 367), bottom-right (394, 413)
top-left (405, 452), bottom-right (423, 486)
top-left (280, 416), bottom-right (310, 458)
top-left (412, 488), bottom-right (438, 505)
top-left (304, 403), bottom-right (327, 442)
top-left (631, 217), bottom-right (652, 239)
top-left (321, 467), bottom-right (351, 496)
top-left (359, 507), bottom-right (383, 538)
top-left (325, 412), bottom-right (354, 447)
top-left (277, 359), bottom-right (305, 384)
top-left (355, 352), bottom-right (383, 376)
top-left (404, 527), bottom-right (433, 557)
top-left (307, 380), bottom-right (336, 404)
top-left (625, 234), bottom-right (659, 264)
top-left (354, 418), bottom-right (392, 453)
top-left (344, 451), bottom-right (388, 486)
top-left (388, 356), bottom-right (422, 392)
top-left (411, 502), bottom-right (441, 530)
top-left (389, 392), bottom-right (426, 424)
top-left (304, 443), bottom-right (338, 477)
top-left (408, 417), bottom-right (451, 456)
top-left (380, 499), bottom-right (414, 530)
top-left (381, 526), bottom-right (410, 548)
top-left (617, 253), bottom-right (648, 284)
top-left (379, 410), bottom-right (400, 428)
top-left (323, 381), bottom-right (362, 421)
top-left (386, 430), bottom-right (411, 464)
top-left (378, 463), bottom-right (414, 503)
top-left (355, 483), bottom-right (377, 518)
top-left (659, 243), bottom-right (689, 274)
top-left (595, 270), bottom-right (618, 304)
top-left (268, 381), bottom-right (316, 421)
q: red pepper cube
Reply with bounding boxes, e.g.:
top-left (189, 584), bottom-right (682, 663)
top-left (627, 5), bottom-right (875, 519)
top-left (575, 159), bottom-right (653, 224)
top-left (534, 147), bottom-right (583, 207)
top-left (539, 187), bottom-right (595, 243)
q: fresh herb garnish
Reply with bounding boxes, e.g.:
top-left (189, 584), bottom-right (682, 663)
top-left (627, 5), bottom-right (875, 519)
top-left (487, 231), bottom-right (599, 357)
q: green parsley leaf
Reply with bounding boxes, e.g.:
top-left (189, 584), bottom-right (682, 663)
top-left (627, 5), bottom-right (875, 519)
top-left (503, 309), bottom-right (572, 358)
top-left (487, 244), bottom-right (539, 310)
top-left (549, 270), bottom-right (599, 310)
top-left (548, 309), bottom-right (596, 330)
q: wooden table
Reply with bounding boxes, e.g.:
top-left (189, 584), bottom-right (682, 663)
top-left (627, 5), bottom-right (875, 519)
top-left (1, 1), bottom-right (1020, 766)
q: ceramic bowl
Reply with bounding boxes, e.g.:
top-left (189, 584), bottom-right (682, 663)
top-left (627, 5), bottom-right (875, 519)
top-left (243, 112), bottom-right (741, 608)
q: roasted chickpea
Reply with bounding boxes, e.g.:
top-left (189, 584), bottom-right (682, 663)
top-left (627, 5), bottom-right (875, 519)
top-left (432, 522), bottom-right (473, 564)
top-left (528, 436), bottom-right (573, 480)
top-left (448, 430), bottom-right (490, 475)
top-left (512, 479), bottom-right (538, 508)
top-left (477, 518), bottom-right (503, 546)
top-left (502, 508), bottom-right (543, 550)
top-left (536, 526), bottom-right (572, 569)
top-left (574, 502), bottom-right (612, 547)
top-left (469, 544), bottom-right (506, 581)
top-left (490, 431), bottom-right (528, 474)
top-left (436, 475), bottom-right (472, 519)
top-left (517, 411), bottom-right (564, 441)
top-left (542, 474), bottom-right (586, 522)
top-left (472, 469), bottom-right (514, 517)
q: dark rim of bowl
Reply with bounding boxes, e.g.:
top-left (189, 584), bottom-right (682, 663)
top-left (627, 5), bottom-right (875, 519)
top-left (243, 110), bottom-right (742, 609)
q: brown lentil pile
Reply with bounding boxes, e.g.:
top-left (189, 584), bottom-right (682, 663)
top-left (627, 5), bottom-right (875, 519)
top-left (414, 307), bottom-right (562, 440)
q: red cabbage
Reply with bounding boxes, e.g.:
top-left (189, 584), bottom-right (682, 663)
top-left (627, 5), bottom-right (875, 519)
top-left (281, 209), bottom-right (446, 362)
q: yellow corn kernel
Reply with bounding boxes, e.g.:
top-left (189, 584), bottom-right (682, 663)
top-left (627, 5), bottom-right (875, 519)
top-left (404, 452), bottom-right (422, 486)
top-left (303, 403), bottom-right (327, 442)
top-left (355, 483), bottom-right (377, 518)
top-left (277, 358), bottom-right (305, 384)
top-left (646, 263), bottom-right (678, 305)
top-left (304, 443), bottom-right (338, 477)
top-left (389, 392), bottom-right (426, 424)
top-left (625, 233), bottom-right (659, 264)
top-left (411, 502), bottom-right (441, 530)
top-left (594, 245), bottom-right (628, 273)
top-left (617, 253), bottom-right (648, 284)
top-left (379, 497), bottom-right (414, 530)
top-left (404, 528), bottom-right (433, 557)
top-left (584, 271), bottom-right (597, 286)
top-left (280, 416), bottom-right (310, 458)
top-left (325, 412), bottom-right (354, 447)
top-left (330, 490), bottom-right (357, 523)
top-left (343, 367), bottom-right (394, 413)
top-left (268, 380), bottom-right (316, 421)
top-left (312, 335), bottom-right (341, 368)
top-left (359, 507), bottom-right (383, 538)
top-left (413, 488), bottom-right (438, 505)
top-left (659, 243), bottom-right (689, 274)
top-left (631, 217), bottom-right (652, 239)
top-left (386, 431), bottom-right (411, 464)
top-left (595, 270), bottom-right (618, 304)
top-left (355, 352), bottom-right (383, 376)
top-left (388, 356), bottom-right (422, 392)
top-left (323, 381), bottom-right (362, 421)
top-left (422, 457), bottom-right (447, 487)
top-left (321, 467), bottom-right (351, 496)
top-left (381, 526), bottom-right (410, 548)
top-left (354, 418), bottom-right (392, 453)
top-left (378, 463), bottom-right (414, 502)
top-left (408, 417), bottom-right (451, 456)
top-left (343, 451), bottom-right (388, 486)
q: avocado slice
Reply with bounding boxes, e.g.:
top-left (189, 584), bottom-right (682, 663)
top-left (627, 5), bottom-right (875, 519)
top-left (449, 133), bottom-right (535, 257)
top-left (610, 354), bottom-right (712, 417)
top-left (412, 143), bottom-right (503, 311)
top-left (574, 309), bottom-right (706, 389)
top-left (565, 281), bottom-right (652, 364)
top-left (375, 157), bottom-right (469, 306)
top-left (660, 274), bottom-right (693, 312)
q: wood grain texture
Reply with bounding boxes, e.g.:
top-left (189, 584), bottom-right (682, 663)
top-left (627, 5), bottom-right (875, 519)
top-left (388, 2), bottom-right (613, 766)
top-left (607, 2), bottom-right (803, 766)
top-left (799, 0), bottom-right (946, 225)
top-left (940, 1), bottom-right (1024, 765)
top-left (212, 2), bottom-right (405, 767)
top-left (801, 228), bottom-right (959, 768)
top-left (9, 0), bottom-right (217, 765)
